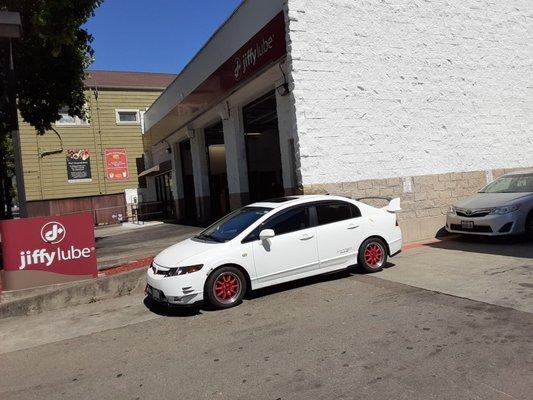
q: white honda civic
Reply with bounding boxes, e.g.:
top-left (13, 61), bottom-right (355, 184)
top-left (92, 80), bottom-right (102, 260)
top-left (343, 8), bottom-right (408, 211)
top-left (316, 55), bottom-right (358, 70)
top-left (146, 195), bottom-right (402, 309)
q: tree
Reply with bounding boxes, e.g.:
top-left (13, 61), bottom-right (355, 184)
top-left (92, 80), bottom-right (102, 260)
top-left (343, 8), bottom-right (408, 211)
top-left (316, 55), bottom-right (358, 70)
top-left (0, 0), bottom-right (103, 218)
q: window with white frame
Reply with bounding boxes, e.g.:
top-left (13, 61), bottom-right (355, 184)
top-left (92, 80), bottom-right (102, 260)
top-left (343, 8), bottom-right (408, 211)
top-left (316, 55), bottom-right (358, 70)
top-left (56, 107), bottom-right (90, 126)
top-left (140, 110), bottom-right (147, 134)
top-left (116, 109), bottom-right (140, 124)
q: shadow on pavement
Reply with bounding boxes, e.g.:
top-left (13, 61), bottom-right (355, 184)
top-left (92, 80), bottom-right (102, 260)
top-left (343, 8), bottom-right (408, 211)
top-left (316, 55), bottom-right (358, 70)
top-left (143, 297), bottom-right (203, 317)
top-left (143, 263), bottom-right (397, 317)
top-left (426, 234), bottom-right (533, 259)
top-left (248, 263), bottom-right (396, 300)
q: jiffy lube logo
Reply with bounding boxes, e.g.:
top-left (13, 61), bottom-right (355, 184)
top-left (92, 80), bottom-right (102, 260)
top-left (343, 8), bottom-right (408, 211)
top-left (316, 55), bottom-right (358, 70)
top-left (233, 34), bottom-right (275, 81)
top-left (18, 221), bottom-right (94, 270)
top-left (41, 222), bottom-right (66, 244)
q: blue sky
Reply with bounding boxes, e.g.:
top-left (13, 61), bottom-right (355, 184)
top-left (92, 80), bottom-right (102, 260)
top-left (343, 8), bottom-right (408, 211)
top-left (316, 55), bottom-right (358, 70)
top-left (85, 0), bottom-right (242, 74)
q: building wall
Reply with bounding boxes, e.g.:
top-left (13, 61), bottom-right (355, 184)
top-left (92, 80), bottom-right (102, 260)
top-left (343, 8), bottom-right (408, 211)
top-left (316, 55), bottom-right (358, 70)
top-left (144, 63), bottom-right (293, 224)
top-left (286, 0), bottom-right (533, 241)
top-left (18, 89), bottom-right (162, 203)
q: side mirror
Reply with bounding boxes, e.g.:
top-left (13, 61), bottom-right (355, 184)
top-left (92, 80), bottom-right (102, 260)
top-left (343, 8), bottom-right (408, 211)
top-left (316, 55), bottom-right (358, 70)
top-left (259, 229), bottom-right (275, 241)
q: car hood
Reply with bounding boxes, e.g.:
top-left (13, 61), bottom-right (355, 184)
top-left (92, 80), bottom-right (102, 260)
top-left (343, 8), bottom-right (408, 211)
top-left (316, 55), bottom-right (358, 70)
top-left (455, 192), bottom-right (532, 209)
top-left (153, 238), bottom-right (218, 268)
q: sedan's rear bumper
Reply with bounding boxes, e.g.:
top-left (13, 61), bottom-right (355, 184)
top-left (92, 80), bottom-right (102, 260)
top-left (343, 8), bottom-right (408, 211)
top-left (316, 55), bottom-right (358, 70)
top-left (445, 211), bottom-right (525, 236)
top-left (388, 236), bottom-right (402, 256)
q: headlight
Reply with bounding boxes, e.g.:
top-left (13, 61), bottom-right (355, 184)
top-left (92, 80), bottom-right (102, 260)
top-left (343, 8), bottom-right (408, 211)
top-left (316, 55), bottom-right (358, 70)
top-left (449, 206), bottom-right (456, 213)
top-left (165, 264), bottom-right (203, 277)
top-left (490, 205), bottom-right (520, 215)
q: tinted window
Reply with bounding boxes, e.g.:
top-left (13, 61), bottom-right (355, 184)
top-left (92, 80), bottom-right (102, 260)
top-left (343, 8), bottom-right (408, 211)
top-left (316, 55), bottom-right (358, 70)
top-left (351, 204), bottom-right (362, 218)
top-left (316, 202), bottom-right (359, 225)
top-left (197, 207), bottom-right (271, 243)
top-left (244, 206), bottom-right (310, 242)
top-left (266, 207), bottom-right (310, 235)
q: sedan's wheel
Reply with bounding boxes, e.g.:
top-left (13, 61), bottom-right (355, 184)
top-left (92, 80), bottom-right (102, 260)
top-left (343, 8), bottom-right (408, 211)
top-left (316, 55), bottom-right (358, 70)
top-left (206, 266), bottom-right (246, 309)
top-left (358, 238), bottom-right (387, 273)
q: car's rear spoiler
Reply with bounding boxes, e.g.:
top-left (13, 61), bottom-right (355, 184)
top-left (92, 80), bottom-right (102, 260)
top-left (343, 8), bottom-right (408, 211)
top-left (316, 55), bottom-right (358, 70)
top-left (356, 196), bottom-right (402, 213)
top-left (325, 193), bottom-right (402, 213)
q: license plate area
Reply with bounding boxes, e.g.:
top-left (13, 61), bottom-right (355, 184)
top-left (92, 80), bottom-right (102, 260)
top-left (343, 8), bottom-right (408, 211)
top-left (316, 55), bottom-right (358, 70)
top-left (147, 285), bottom-right (163, 301)
top-left (461, 220), bottom-right (474, 229)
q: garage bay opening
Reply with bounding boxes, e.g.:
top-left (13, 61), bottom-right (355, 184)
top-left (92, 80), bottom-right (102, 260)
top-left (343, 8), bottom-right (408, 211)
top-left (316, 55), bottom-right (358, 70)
top-left (205, 121), bottom-right (230, 221)
top-left (243, 91), bottom-right (284, 203)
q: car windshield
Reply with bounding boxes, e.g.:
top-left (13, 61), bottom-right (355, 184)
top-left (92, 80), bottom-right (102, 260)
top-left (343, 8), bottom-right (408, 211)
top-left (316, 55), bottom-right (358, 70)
top-left (479, 174), bottom-right (533, 193)
top-left (195, 207), bottom-right (272, 243)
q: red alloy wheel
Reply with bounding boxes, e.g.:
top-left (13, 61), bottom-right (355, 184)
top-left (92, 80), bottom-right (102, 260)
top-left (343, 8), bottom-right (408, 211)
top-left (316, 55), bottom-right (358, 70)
top-left (214, 272), bottom-right (241, 303)
top-left (364, 243), bottom-right (385, 268)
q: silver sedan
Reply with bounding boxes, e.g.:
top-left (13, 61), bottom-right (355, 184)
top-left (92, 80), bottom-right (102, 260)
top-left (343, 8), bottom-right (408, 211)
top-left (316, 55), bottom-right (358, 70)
top-left (446, 171), bottom-right (533, 237)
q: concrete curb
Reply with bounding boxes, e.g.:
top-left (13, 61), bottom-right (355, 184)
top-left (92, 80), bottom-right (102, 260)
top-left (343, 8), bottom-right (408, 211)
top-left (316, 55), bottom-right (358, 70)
top-left (0, 267), bottom-right (147, 319)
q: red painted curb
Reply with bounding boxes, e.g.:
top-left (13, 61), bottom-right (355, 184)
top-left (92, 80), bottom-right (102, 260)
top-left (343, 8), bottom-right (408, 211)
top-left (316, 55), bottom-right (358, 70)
top-left (402, 236), bottom-right (454, 251)
top-left (101, 256), bottom-right (154, 276)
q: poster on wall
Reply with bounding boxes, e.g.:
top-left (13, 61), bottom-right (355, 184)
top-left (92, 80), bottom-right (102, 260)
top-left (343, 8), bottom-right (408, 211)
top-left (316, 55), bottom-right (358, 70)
top-left (66, 149), bottom-right (92, 183)
top-left (105, 148), bottom-right (129, 180)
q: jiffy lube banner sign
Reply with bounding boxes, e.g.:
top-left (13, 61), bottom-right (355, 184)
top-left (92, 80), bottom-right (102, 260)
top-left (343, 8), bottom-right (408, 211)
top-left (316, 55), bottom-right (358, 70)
top-left (0, 213), bottom-right (97, 291)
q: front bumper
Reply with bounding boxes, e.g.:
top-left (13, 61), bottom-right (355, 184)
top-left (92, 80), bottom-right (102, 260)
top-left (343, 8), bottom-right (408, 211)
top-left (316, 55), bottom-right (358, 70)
top-left (445, 211), bottom-right (524, 236)
top-left (146, 267), bottom-right (205, 305)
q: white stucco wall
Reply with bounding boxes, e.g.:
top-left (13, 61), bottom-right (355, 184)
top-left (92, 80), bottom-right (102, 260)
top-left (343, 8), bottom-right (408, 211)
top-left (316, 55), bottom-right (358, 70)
top-left (286, 0), bottom-right (533, 185)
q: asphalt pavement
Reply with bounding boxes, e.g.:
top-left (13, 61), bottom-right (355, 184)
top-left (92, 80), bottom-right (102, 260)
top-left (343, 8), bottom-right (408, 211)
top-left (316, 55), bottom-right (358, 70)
top-left (0, 236), bottom-right (532, 400)
top-left (95, 222), bottom-right (201, 269)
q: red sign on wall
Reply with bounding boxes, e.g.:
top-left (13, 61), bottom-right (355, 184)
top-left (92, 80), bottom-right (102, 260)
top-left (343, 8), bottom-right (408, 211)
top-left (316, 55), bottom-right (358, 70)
top-left (0, 213), bottom-right (97, 291)
top-left (105, 148), bottom-right (129, 180)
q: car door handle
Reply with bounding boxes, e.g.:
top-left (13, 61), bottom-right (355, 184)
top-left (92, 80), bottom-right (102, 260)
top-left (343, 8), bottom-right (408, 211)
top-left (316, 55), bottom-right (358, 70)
top-left (347, 224), bottom-right (359, 230)
top-left (299, 234), bottom-right (314, 240)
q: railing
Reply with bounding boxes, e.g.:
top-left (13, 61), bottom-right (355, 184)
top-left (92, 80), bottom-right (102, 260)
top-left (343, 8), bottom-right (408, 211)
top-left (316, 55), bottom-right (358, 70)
top-left (132, 201), bottom-right (176, 223)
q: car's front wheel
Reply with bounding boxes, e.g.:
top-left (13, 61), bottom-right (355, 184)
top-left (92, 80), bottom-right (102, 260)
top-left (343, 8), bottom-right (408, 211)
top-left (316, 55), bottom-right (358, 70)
top-left (358, 238), bottom-right (388, 273)
top-left (205, 266), bottom-right (246, 309)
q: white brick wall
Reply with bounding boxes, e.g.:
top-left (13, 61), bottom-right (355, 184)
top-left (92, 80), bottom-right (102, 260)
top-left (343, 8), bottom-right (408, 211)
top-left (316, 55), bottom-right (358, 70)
top-left (286, 0), bottom-right (533, 185)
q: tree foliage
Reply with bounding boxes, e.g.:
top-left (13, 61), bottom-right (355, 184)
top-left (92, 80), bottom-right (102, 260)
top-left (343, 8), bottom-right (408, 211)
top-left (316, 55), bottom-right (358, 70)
top-left (1, 0), bottom-right (103, 134)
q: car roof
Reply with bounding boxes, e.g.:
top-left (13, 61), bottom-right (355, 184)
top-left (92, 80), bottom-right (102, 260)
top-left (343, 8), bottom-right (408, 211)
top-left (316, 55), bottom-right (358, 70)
top-left (248, 194), bottom-right (353, 210)
top-left (503, 169), bottom-right (533, 177)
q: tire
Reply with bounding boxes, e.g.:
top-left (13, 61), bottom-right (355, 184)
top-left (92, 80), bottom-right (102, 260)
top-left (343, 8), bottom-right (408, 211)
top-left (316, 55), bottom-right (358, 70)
top-left (358, 238), bottom-right (388, 273)
top-left (526, 213), bottom-right (533, 239)
top-left (205, 266), bottom-right (246, 309)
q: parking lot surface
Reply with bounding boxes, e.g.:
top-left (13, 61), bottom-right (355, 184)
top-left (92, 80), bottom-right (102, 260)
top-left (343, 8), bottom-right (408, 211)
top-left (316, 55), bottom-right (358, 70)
top-left (380, 235), bottom-right (533, 313)
top-left (95, 223), bottom-right (201, 269)
top-left (0, 236), bottom-right (532, 400)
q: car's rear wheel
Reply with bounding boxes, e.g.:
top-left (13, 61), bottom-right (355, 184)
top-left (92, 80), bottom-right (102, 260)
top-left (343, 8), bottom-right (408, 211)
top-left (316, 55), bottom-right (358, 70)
top-left (358, 238), bottom-right (388, 273)
top-left (206, 266), bottom-right (246, 309)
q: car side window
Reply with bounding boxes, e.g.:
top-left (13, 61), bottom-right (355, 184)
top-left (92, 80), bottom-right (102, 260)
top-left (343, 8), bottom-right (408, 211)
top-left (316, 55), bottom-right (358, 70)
top-left (266, 207), bottom-right (310, 235)
top-left (351, 204), bottom-right (362, 218)
top-left (316, 201), bottom-right (360, 226)
top-left (244, 206), bottom-right (310, 242)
